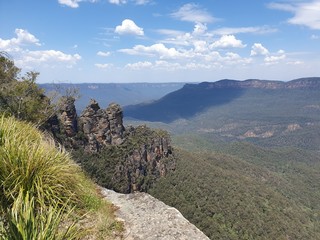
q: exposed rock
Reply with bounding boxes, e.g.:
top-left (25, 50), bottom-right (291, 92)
top-left (78, 100), bottom-right (126, 152)
top-left (106, 103), bottom-right (125, 145)
top-left (58, 97), bottom-right (78, 137)
top-left (101, 188), bottom-right (210, 240)
top-left (285, 123), bottom-right (302, 132)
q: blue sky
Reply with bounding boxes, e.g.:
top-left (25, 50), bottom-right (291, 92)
top-left (1, 0), bottom-right (320, 83)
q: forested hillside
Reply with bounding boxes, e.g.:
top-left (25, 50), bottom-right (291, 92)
top-left (149, 139), bottom-right (320, 239)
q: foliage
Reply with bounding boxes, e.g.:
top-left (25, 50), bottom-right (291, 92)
top-left (0, 115), bottom-right (119, 239)
top-left (0, 52), bottom-right (54, 125)
top-left (149, 138), bottom-right (320, 239)
top-left (72, 125), bottom-right (173, 193)
top-left (2, 190), bottom-right (78, 240)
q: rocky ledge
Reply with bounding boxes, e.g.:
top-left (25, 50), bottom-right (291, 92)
top-left (101, 188), bottom-right (210, 240)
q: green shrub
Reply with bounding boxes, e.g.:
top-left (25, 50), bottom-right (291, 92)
top-left (0, 115), bottom-right (120, 239)
top-left (0, 115), bottom-right (83, 210)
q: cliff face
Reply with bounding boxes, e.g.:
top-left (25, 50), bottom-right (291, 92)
top-left (110, 126), bottom-right (176, 193)
top-left (49, 98), bottom-right (175, 193)
top-left (78, 99), bottom-right (125, 152)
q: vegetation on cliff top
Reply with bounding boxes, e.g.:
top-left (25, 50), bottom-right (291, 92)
top-left (0, 115), bottom-right (121, 239)
top-left (0, 53), bottom-right (121, 239)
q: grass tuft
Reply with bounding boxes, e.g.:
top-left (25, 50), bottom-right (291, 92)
top-left (0, 115), bottom-right (120, 239)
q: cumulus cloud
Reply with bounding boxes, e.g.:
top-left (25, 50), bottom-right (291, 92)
top-left (264, 55), bottom-right (286, 65)
top-left (97, 51), bottom-right (111, 57)
top-left (0, 29), bottom-right (81, 69)
top-left (115, 19), bottom-right (144, 36)
top-left (264, 50), bottom-right (286, 65)
top-left (171, 3), bottom-right (216, 23)
top-left (193, 23), bottom-right (208, 35)
top-left (250, 43), bottom-right (269, 56)
top-left (0, 28), bottom-right (41, 51)
top-left (125, 61), bottom-right (152, 70)
top-left (58, 0), bottom-right (81, 8)
top-left (210, 35), bottom-right (246, 49)
top-left (18, 50), bottom-right (81, 66)
top-left (193, 40), bottom-right (208, 53)
top-left (269, 1), bottom-right (320, 30)
top-left (109, 0), bottom-right (127, 5)
top-left (224, 52), bottom-right (252, 65)
top-left (119, 43), bottom-right (181, 59)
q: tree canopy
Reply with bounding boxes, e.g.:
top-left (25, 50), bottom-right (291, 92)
top-left (0, 52), bottom-right (54, 125)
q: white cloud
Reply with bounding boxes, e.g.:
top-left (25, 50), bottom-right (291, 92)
top-left (119, 43), bottom-right (181, 59)
top-left (95, 63), bottom-right (113, 68)
top-left (223, 52), bottom-right (252, 65)
top-left (15, 29), bottom-right (41, 46)
top-left (19, 50), bottom-right (81, 65)
top-left (115, 19), bottom-right (144, 36)
top-left (269, 1), bottom-right (320, 30)
top-left (109, 0), bottom-right (127, 5)
top-left (58, 0), bottom-right (98, 8)
top-left (193, 40), bottom-right (208, 53)
top-left (58, 0), bottom-right (81, 8)
top-left (171, 3), bottom-right (216, 23)
top-left (97, 51), bottom-right (111, 57)
top-left (0, 29), bottom-right (81, 69)
top-left (0, 28), bottom-right (41, 52)
top-left (210, 35), bottom-right (246, 49)
top-left (125, 61), bottom-right (152, 70)
top-left (193, 23), bottom-right (208, 35)
top-left (250, 43), bottom-right (269, 56)
top-left (264, 54), bottom-right (286, 65)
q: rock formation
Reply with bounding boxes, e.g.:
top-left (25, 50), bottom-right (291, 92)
top-left (49, 98), bottom-right (175, 193)
top-left (58, 96), bottom-right (78, 137)
top-left (78, 99), bottom-right (125, 152)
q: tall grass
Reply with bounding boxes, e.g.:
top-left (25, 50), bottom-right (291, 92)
top-left (0, 115), bottom-right (121, 239)
top-left (0, 115), bottom-right (83, 209)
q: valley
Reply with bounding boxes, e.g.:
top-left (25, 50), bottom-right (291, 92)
top-left (59, 77), bottom-right (320, 239)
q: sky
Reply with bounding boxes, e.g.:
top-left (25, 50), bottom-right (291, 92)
top-left (0, 0), bottom-right (320, 83)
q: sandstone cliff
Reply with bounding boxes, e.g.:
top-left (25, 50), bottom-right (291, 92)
top-left (48, 97), bottom-right (176, 193)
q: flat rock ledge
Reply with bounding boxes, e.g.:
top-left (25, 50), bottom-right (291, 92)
top-left (101, 188), bottom-right (210, 240)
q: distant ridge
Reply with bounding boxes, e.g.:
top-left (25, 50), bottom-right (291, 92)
top-left (189, 77), bottom-right (320, 89)
top-left (124, 77), bottom-right (320, 123)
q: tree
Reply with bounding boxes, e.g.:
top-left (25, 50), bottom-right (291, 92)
top-left (0, 52), bottom-right (54, 125)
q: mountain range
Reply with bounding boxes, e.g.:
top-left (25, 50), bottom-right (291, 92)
top-left (40, 82), bottom-right (185, 112)
top-left (124, 77), bottom-right (320, 123)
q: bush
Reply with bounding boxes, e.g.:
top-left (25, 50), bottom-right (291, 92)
top-left (0, 52), bottom-right (54, 125)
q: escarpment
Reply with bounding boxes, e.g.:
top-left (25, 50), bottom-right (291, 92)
top-left (47, 97), bottom-right (176, 193)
